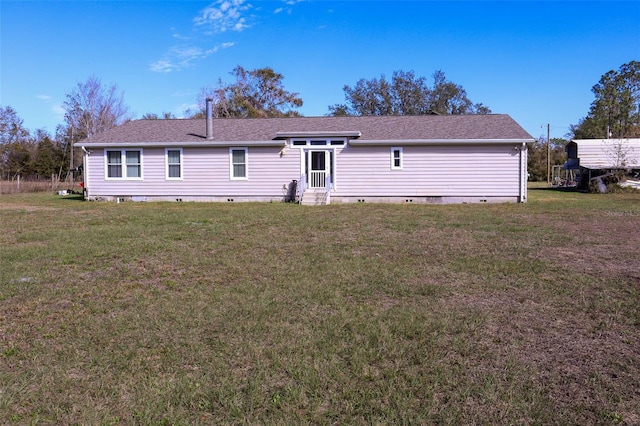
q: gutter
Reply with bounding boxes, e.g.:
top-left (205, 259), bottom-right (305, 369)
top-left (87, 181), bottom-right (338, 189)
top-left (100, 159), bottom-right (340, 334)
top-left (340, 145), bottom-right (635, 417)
top-left (75, 140), bottom-right (287, 148)
top-left (349, 138), bottom-right (535, 146)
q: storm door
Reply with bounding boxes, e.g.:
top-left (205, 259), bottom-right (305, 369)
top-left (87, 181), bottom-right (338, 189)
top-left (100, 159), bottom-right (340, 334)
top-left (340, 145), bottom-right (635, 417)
top-left (307, 150), bottom-right (330, 188)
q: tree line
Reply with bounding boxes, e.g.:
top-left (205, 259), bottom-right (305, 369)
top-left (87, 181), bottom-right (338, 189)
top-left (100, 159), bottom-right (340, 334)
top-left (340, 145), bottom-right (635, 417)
top-left (1, 61), bottom-right (638, 182)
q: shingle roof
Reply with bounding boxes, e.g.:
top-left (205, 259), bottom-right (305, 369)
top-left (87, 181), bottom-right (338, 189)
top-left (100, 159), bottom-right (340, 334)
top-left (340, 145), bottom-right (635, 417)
top-left (77, 114), bottom-right (533, 145)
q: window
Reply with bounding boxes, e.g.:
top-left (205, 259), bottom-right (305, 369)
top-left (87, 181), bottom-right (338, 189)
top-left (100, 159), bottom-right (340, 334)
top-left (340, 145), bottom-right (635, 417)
top-left (230, 148), bottom-right (248, 180)
top-left (106, 150), bottom-right (122, 178)
top-left (166, 148), bottom-right (183, 179)
top-left (126, 151), bottom-right (141, 178)
top-left (105, 149), bottom-right (143, 179)
top-left (391, 147), bottom-right (403, 170)
top-left (290, 138), bottom-right (347, 147)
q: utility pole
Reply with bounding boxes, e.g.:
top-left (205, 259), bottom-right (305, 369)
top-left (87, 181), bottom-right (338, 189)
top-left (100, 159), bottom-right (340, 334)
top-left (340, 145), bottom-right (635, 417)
top-left (69, 126), bottom-right (74, 186)
top-left (540, 123), bottom-right (552, 184)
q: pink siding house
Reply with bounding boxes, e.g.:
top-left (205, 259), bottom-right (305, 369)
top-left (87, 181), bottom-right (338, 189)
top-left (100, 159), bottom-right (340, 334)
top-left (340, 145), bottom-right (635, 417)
top-left (75, 111), bottom-right (533, 204)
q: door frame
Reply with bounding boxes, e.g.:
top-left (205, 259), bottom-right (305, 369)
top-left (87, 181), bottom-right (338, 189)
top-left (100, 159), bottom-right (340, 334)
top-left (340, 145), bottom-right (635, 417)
top-left (307, 150), bottom-right (328, 188)
top-left (302, 148), bottom-right (336, 189)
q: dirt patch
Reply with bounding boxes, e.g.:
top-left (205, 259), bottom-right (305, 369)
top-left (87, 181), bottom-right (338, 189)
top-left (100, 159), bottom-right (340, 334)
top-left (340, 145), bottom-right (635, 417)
top-left (453, 287), bottom-right (639, 420)
top-left (0, 204), bottom-right (59, 212)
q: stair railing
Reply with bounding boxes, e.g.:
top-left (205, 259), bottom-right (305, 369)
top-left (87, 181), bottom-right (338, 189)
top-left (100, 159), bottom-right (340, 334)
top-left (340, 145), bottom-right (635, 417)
top-left (297, 174), bottom-right (307, 203)
top-left (325, 175), bottom-right (331, 205)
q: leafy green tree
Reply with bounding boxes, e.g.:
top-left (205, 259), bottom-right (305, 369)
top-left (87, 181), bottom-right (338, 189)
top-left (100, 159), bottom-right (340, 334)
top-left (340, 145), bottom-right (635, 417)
top-left (32, 130), bottom-right (65, 178)
top-left (430, 70), bottom-right (490, 115)
top-left (571, 61), bottom-right (640, 139)
top-left (0, 106), bottom-right (31, 179)
top-left (329, 70), bottom-right (491, 116)
top-left (0, 107), bottom-right (66, 180)
top-left (198, 66), bottom-right (303, 118)
top-left (2, 140), bottom-right (32, 178)
top-left (527, 137), bottom-right (567, 181)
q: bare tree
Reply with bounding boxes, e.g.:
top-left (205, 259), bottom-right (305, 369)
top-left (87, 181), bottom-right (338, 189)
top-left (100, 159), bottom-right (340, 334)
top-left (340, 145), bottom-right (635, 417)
top-left (63, 75), bottom-right (130, 140)
top-left (604, 139), bottom-right (637, 169)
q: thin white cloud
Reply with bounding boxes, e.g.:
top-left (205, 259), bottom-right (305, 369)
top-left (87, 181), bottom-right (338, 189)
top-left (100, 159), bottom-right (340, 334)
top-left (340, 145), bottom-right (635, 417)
top-left (170, 26), bottom-right (191, 40)
top-left (151, 0), bottom-right (303, 74)
top-left (175, 103), bottom-right (200, 118)
top-left (51, 104), bottom-right (66, 117)
top-left (150, 59), bottom-right (174, 73)
top-left (149, 42), bottom-right (235, 73)
top-left (194, 0), bottom-right (252, 34)
top-left (36, 94), bottom-right (65, 121)
top-left (273, 0), bottom-right (304, 16)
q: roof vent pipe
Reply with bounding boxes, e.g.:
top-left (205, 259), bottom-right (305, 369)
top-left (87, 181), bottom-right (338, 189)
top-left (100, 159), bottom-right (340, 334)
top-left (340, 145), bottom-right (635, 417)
top-left (206, 98), bottom-right (214, 140)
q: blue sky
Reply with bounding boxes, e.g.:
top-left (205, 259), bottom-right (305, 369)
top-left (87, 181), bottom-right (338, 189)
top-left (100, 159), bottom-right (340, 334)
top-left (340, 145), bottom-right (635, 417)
top-left (1, 0), bottom-right (639, 140)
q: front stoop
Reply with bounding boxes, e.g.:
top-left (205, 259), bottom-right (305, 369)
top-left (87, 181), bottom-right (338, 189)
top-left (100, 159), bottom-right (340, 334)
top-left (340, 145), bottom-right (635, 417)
top-left (300, 189), bottom-right (329, 206)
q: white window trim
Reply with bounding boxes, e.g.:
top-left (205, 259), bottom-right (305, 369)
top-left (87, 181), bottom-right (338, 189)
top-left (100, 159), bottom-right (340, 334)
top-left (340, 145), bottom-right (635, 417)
top-left (165, 148), bottom-right (183, 180)
top-left (391, 147), bottom-right (403, 170)
top-left (229, 147), bottom-right (248, 180)
top-left (105, 149), bottom-right (143, 180)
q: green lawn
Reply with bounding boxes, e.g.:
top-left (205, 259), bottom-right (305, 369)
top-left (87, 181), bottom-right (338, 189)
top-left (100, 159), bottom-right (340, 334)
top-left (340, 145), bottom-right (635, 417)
top-left (1, 187), bottom-right (639, 424)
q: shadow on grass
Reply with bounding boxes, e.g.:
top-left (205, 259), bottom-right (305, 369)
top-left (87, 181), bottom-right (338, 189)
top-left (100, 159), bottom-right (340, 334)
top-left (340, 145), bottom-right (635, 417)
top-left (530, 187), bottom-right (579, 192)
top-left (54, 193), bottom-right (85, 202)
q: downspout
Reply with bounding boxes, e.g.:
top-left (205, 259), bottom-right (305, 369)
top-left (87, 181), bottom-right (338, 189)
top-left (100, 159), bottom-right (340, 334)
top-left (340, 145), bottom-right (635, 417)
top-left (81, 146), bottom-right (90, 200)
top-left (519, 142), bottom-right (527, 203)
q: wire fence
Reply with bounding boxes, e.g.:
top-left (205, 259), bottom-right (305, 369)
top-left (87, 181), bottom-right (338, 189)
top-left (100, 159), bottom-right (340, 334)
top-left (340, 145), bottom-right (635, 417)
top-left (0, 175), bottom-right (77, 194)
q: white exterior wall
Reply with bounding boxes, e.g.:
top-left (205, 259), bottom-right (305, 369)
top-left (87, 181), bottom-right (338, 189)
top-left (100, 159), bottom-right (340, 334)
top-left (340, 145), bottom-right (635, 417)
top-left (82, 142), bottom-right (526, 203)
top-left (85, 146), bottom-right (300, 201)
top-left (331, 144), bottom-right (522, 201)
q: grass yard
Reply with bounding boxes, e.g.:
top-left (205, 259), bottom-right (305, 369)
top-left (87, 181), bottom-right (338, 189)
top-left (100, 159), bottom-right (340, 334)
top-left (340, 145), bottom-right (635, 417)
top-left (1, 187), bottom-right (639, 425)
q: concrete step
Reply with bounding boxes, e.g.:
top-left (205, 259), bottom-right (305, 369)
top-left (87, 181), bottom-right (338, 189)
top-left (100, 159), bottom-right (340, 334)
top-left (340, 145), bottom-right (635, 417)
top-left (301, 190), bottom-right (328, 206)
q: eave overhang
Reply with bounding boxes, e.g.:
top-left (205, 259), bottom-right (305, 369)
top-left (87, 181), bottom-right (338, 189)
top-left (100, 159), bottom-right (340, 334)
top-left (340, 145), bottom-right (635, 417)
top-left (75, 140), bottom-right (287, 148)
top-left (349, 138), bottom-right (534, 146)
top-left (274, 131), bottom-right (362, 140)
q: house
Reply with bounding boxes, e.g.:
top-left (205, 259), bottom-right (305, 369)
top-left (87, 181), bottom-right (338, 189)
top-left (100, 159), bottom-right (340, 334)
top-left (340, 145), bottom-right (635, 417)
top-left (564, 139), bottom-right (640, 190)
top-left (75, 104), bottom-right (533, 204)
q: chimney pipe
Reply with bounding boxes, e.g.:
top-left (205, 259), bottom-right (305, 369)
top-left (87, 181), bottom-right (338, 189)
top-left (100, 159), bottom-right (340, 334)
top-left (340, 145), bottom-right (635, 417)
top-left (205, 98), bottom-right (214, 140)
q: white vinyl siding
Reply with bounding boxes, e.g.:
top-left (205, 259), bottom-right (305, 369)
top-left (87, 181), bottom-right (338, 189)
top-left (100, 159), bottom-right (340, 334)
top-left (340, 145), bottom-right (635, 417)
top-left (87, 146), bottom-right (300, 198)
top-left (230, 148), bottom-right (248, 180)
top-left (105, 149), bottom-right (142, 179)
top-left (86, 143), bottom-right (523, 201)
top-left (166, 148), bottom-right (183, 180)
top-left (334, 144), bottom-right (521, 198)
